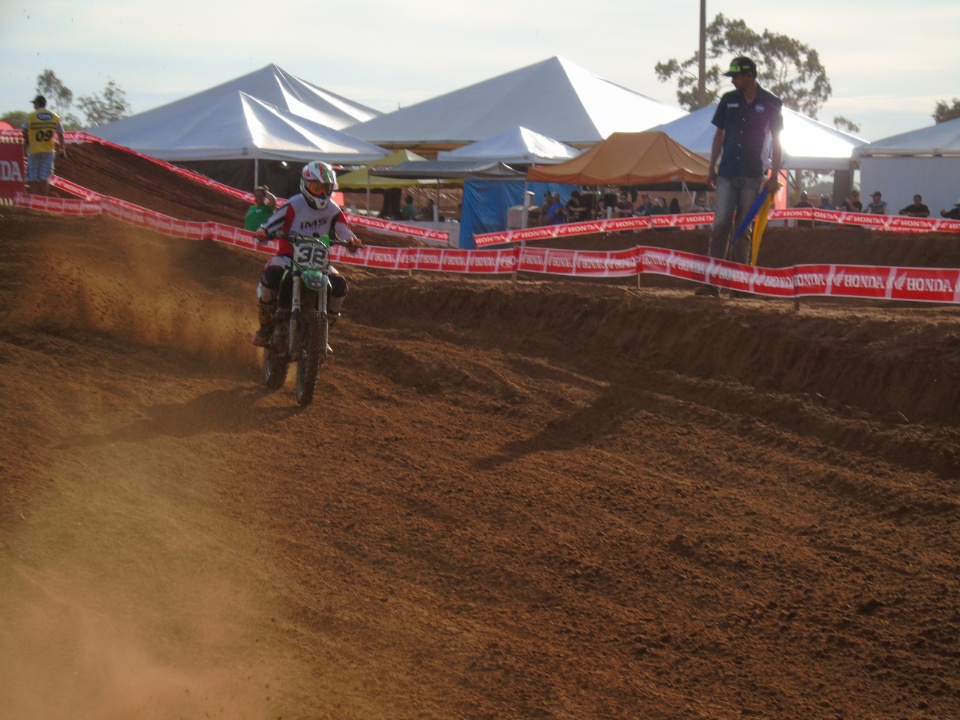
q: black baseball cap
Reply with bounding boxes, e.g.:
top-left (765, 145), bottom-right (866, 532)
top-left (724, 57), bottom-right (757, 76)
top-left (32, 95), bottom-right (46, 105)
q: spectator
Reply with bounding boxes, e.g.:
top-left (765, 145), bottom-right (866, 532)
top-left (816, 194), bottom-right (837, 227)
top-left (615, 191), bottom-right (634, 218)
top-left (669, 198), bottom-right (681, 215)
top-left (421, 198), bottom-right (438, 221)
top-left (542, 192), bottom-right (565, 225)
top-left (602, 187), bottom-right (619, 217)
top-left (864, 191), bottom-right (888, 214)
top-left (794, 191), bottom-right (814, 227)
top-left (899, 194), bottom-right (930, 217)
top-left (838, 190), bottom-right (862, 212)
top-left (21, 95), bottom-right (66, 196)
top-left (243, 185), bottom-right (277, 231)
top-left (564, 191), bottom-right (586, 222)
top-left (635, 192), bottom-right (656, 216)
top-left (402, 195), bottom-right (418, 221)
top-left (690, 192), bottom-right (712, 213)
top-left (941, 198), bottom-right (960, 220)
top-left (699, 55), bottom-right (783, 296)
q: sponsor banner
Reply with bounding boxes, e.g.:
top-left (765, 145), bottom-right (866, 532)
top-left (650, 214), bottom-right (684, 229)
top-left (750, 265), bottom-right (796, 297)
top-left (438, 249), bottom-right (471, 273)
top-left (516, 246), bottom-right (550, 274)
top-left (792, 264), bottom-right (832, 295)
top-left (706, 257), bottom-right (755, 292)
top-left (603, 215), bottom-right (655, 233)
top-left (50, 175), bottom-right (101, 201)
top-left (773, 208), bottom-right (813, 222)
top-left (793, 265), bottom-right (960, 303)
top-left (14, 192), bottom-right (101, 215)
top-left (345, 212), bottom-right (451, 244)
top-left (795, 264), bottom-right (896, 299)
top-left (471, 247), bottom-right (519, 273)
top-left (0, 140), bottom-right (25, 199)
top-left (886, 216), bottom-right (941, 234)
top-left (530, 247), bottom-right (575, 275)
top-left (641, 248), bottom-right (710, 283)
top-left (555, 220), bottom-right (605, 237)
top-left (569, 248), bottom-right (639, 277)
top-left (889, 267), bottom-right (960, 303)
top-left (206, 222), bottom-right (248, 246)
top-left (475, 208), bottom-right (960, 248)
top-left (351, 244), bottom-right (413, 271)
top-left (413, 247), bottom-right (443, 272)
top-left (101, 197), bottom-right (148, 225)
top-left (793, 264), bottom-right (960, 303)
top-left (475, 224), bottom-right (558, 247)
top-left (812, 209), bottom-right (836, 225)
top-left (514, 246), bottom-right (636, 276)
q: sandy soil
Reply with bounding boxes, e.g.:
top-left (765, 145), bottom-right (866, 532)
top-left (1, 145), bottom-right (959, 719)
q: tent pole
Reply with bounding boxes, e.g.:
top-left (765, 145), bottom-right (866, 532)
top-left (254, 159), bottom-right (259, 188)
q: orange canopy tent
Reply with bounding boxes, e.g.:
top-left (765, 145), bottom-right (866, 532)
top-left (526, 130), bottom-right (711, 190)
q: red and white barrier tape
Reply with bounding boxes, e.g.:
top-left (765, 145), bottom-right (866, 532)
top-left (14, 173), bottom-right (960, 305)
top-left (475, 209), bottom-right (960, 247)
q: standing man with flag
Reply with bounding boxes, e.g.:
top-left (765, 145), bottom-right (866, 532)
top-left (21, 95), bottom-right (66, 197)
top-left (696, 56), bottom-right (783, 296)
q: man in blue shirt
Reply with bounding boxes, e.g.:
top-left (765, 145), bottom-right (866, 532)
top-left (697, 57), bottom-right (783, 295)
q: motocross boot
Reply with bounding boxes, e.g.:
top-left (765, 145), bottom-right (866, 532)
top-left (252, 301), bottom-right (275, 347)
top-left (328, 294), bottom-right (345, 325)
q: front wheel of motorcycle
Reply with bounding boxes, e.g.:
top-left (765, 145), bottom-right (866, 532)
top-left (295, 309), bottom-right (327, 407)
top-left (262, 343), bottom-right (289, 391)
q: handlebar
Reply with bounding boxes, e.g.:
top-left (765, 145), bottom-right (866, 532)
top-left (258, 230), bottom-right (363, 253)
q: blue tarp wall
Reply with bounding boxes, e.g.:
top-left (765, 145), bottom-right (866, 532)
top-left (458, 179), bottom-right (577, 248)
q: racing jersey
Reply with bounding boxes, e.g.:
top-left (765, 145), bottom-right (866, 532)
top-left (711, 86), bottom-right (783, 178)
top-left (22, 110), bottom-right (64, 155)
top-left (262, 194), bottom-right (353, 256)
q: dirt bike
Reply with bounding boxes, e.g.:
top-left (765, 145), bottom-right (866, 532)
top-left (261, 233), bottom-right (360, 407)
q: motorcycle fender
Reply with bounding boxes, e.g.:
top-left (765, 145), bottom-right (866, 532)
top-left (301, 270), bottom-right (329, 292)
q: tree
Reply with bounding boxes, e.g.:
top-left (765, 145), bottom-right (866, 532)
top-left (655, 13), bottom-right (833, 118)
top-left (76, 80), bottom-right (131, 127)
top-left (933, 98), bottom-right (960, 124)
top-left (36, 69), bottom-right (73, 111)
top-left (833, 116), bottom-right (861, 135)
top-left (2, 110), bottom-right (27, 128)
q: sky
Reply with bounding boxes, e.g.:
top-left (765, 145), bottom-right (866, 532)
top-left (1, 0), bottom-right (958, 143)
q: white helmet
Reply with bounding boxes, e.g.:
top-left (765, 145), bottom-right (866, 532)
top-left (300, 161), bottom-right (338, 209)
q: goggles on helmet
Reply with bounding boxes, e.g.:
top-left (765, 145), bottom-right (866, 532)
top-left (305, 181), bottom-right (331, 197)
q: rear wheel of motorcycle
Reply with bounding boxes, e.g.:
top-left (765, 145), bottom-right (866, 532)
top-left (295, 310), bottom-right (325, 407)
top-left (262, 346), bottom-right (288, 391)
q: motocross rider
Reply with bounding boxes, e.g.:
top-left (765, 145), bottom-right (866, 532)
top-left (253, 160), bottom-right (362, 347)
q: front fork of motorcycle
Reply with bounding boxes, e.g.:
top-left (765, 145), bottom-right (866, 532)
top-left (289, 268), bottom-right (301, 355)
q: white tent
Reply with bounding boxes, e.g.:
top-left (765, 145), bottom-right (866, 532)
top-left (93, 64), bottom-right (380, 139)
top-left (88, 65), bottom-right (387, 192)
top-left (651, 104), bottom-right (866, 172)
top-left (436, 126), bottom-right (580, 165)
top-left (91, 90), bottom-right (387, 164)
top-left (856, 117), bottom-right (960, 220)
top-left (349, 56), bottom-right (685, 149)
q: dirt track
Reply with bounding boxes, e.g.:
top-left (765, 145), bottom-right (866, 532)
top-left (1, 147), bottom-right (959, 719)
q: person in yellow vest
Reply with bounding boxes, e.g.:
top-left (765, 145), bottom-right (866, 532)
top-left (21, 95), bottom-right (66, 196)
